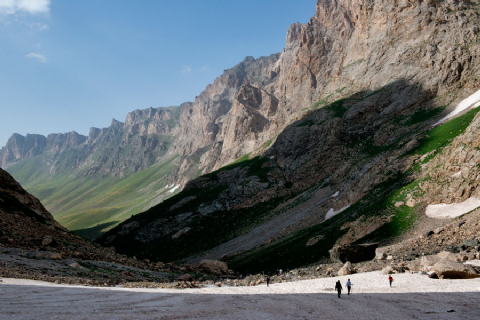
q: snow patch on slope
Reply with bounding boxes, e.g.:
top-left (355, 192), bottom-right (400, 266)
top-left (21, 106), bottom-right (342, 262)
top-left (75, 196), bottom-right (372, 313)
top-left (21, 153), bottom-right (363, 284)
top-left (325, 204), bottom-right (351, 220)
top-left (434, 89), bottom-right (480, 126)
top-left (425, 198), bottom-right (480, 219)
top-left (169, 185), bottom-right (180, 193)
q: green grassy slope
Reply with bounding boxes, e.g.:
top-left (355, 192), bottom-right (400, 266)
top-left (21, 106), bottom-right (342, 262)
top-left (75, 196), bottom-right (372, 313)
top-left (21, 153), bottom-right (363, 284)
top-left (8, 155), bottom-right (181, 237)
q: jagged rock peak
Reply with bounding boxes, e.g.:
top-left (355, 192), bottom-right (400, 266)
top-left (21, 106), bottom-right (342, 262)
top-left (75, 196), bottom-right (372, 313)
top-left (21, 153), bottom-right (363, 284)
top-left (111, 118), bottom-right (124, 127)
top-left (124, 106), bottom-right (178, 127)
top-left (0, 133), bottom-right (47, 168)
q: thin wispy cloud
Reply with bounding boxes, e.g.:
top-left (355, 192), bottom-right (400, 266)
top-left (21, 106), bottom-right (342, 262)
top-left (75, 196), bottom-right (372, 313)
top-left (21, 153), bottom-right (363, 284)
top-left (30, 22), bottom-right (48, 30)
top-left (180, 65), bottom-right (192, 75)
top-left (0, 0), bottom-right (51, 15)
top-left (25, 52), bottom-right (46, 63)
top-left (181, 65), bottom-right (209, 75)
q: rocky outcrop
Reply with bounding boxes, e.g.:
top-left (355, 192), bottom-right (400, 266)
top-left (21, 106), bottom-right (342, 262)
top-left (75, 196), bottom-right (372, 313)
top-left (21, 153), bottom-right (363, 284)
top-left (198, 260), bottom-right (228, 276)
top-left (0, 168), bottom-right (57, 224)
top-left (172, 54), bottom-right (281, 178)
top-left (330, 244), bottom-right (378, 263)
top-left (0, 134), bottom-right (47, 168)
top-left (337, 261), bottom-right (353, 276)
top-left (433, 260), bottom-right (480, 279)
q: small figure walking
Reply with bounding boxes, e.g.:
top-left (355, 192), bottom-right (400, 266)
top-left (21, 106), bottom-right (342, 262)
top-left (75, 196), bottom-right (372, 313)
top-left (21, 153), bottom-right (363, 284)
top-left (346, 279), bottom-right (352, 295)
top-left (388, 275), bottom-right (393, 287)
top-left (335, 280), bottom-right (343, 298)
top-left (266, 276), bottom-right (271, 287)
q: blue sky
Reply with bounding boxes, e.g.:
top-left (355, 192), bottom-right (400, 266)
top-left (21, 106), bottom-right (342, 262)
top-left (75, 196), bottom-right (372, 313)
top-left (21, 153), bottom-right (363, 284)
top-left (0, 0), bottom-right (315, 147)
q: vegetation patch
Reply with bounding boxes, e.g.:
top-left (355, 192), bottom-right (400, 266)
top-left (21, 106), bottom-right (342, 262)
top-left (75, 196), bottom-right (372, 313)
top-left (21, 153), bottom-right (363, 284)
top-left (410, 106), bottom-right (480, 156)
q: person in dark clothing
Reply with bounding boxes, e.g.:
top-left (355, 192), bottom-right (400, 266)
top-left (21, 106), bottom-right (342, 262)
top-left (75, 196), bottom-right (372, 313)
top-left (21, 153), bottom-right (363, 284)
top-left (266, 276), bottom-right (271, 287)
top-left (388, 275), bottom-right (393, 287)
top-left (335, 280), bottom-right (343, 298)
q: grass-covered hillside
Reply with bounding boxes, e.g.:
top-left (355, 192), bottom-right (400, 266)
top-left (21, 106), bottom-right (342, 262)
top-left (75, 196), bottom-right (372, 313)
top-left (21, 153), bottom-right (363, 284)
top-left (8, 155), bottom-right (182, 239)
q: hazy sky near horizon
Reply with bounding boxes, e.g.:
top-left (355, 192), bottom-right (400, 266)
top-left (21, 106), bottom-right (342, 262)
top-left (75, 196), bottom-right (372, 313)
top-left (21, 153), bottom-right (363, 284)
top-left (0, 0), bottom-right (315, 147)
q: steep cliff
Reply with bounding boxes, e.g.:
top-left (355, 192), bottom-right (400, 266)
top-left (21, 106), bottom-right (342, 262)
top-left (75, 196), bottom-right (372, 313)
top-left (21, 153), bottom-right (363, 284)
top-left (99, 0), bottom-right (480, 272)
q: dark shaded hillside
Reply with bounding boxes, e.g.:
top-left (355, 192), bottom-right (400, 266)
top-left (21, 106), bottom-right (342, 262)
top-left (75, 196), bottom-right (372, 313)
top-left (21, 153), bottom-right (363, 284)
top-left (99, 79), bottom-right (468, 272)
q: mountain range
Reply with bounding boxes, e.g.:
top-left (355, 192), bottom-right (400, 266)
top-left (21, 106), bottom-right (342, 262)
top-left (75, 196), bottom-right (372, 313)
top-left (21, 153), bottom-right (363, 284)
top-left (3, 0), bottom-right (480, 273)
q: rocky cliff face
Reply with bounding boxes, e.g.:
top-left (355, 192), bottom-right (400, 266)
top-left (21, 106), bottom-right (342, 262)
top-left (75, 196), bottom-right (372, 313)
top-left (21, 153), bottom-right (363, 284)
top-left (171, 0), bottom-right (480, 183)
top-left (171, 54), bottom-right (281, 178)
top-left (99, 0), bottom-right (480, 272)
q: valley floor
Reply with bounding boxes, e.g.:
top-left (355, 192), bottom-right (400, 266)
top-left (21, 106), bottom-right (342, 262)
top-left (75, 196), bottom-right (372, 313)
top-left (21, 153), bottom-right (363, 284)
top-left (1, 271), bottom-right (480, 320)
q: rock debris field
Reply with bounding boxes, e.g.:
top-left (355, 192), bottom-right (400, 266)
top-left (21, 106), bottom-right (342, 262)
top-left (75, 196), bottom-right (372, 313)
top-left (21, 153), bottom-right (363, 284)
top-left (2, 271), bottom-right (480, 320)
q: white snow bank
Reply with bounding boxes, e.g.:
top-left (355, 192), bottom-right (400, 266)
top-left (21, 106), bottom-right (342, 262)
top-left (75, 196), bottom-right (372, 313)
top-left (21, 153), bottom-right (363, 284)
top-left (169, 185), bottom-right (180, 193)
top-left (331, 191), bottom-right (340, 198)
top-left (3, 272), bottom-right (480, 320)
top-left (325, 204), bottom-right (350, 220)
top-left (434, 89), bottom-right (480, 126)
top-left (425, 197), bottom-right (480, 219)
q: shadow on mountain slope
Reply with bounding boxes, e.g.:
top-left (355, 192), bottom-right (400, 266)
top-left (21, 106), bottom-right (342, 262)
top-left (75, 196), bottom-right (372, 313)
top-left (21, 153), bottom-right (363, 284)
top-left (98, 79), bottom-right (477, 273)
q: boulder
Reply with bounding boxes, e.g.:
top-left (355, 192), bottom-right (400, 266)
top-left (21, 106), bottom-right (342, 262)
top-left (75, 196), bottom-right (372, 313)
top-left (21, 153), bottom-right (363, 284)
top-left (69, 262), bottom-right (83, 269)
top-left (329, 243), bottom-right (378, 263)
top-left (437, 251), bottom-right (457, 262)
top-left (37, 251), bottom-right (62, 260)
top-left (381, 266), bottom-right (394, 275)
top-left (464, 239), bottom-right (479, 248)
top-left (176, 274), bottom-right (194, 282)
top-left (337, 261), bottom-right (352, 276)
top-left (198, 260), bottom-right (228, 275)
top-left (42, 236), bottom-right (57, 247)
top-left (433, 260), bottom-right (480, 279)
top-left (374, 249), bottom-right (387, 260)
top-left (419, 255), bottom-right (440, 267)
top-left (394, 202), bottom-right (405, 208)
top-left (406, 260), bottom-right (422, 272)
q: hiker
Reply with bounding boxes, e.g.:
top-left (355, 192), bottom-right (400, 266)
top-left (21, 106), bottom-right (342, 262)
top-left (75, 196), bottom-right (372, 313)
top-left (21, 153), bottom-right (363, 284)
top-left (346, 279), bottom-right (352, 295)
top-left (279, 269), bottom-right (283, 275)
top-left (335, 280), bottom-right (343, 298)
top-left (266, 276), bottom-right (271, 287)
top-left (388, 275), bottom-right (393, 287)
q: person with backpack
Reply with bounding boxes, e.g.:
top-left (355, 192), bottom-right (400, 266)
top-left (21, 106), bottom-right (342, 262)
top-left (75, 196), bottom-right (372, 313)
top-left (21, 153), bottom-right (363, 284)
top-left (346, 279), bottom-right (352, 295)
top-left (388, 275), bottom-right (393, 287)
top-left (335, 280), bottom-right (343, 298)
